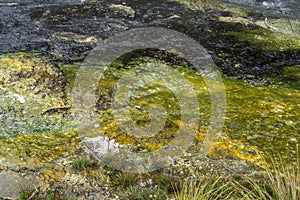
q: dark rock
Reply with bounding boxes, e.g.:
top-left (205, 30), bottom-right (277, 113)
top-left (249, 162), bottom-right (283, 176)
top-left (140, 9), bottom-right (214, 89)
top-left (0, 0), bottom-right (299, 78)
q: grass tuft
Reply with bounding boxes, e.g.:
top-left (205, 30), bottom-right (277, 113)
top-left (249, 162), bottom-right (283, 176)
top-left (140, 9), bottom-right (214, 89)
top-left (173, 148), bottom-right (300, 200)
top-left (112, 171), bottom-right (139, 187)
top-left (173, 176), bottom-right (235, 200)
top-left (71, 158), bottom-right (97, 171)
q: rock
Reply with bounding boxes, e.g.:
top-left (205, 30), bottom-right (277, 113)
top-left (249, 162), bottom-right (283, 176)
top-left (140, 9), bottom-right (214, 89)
top-left (0, 170), bottom-right (41, 199)
top-left (82, 136), bottom-right (120, 157)
top-left (109, 4), bottom-right (135, 18)
top-left (53, 31), bottom-right (100, 43)
top-left (1, 0), bottom-right (299, 77)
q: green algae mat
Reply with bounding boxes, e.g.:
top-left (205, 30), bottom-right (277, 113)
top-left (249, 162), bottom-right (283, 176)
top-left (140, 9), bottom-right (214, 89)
top-left (0, 52), bottom-right (299, 169)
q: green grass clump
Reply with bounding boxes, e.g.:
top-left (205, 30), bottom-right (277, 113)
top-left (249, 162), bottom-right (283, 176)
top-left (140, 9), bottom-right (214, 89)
top-left (71, 158), bottom-right (97, 171)
top-left (19, 189), bottom-right (34, 200)
top-left (112, 171), bottom-right (139, 187)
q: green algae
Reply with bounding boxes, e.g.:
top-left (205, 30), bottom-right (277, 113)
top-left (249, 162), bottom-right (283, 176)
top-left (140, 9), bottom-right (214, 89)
top-left (0, 53), bottom-right (73, 137)
top-left (94, 57), bottom-right (263, 166)
top-left (173, 0), bottom-right (222, 11)
top-left (225, 27), bottom-right (300, 51)
top-left (220, 2), bottom-right (254, 17)
top-left (58, 62), bottom-right (81, 98)
top-left (223, 76), bottom-right (299, 165)
top-left (58, 63), bottom-right (81, 87)
top-left (175, 0), bottom-right (300, 52)
top-left (95, 57), bottom-right (299, 166)
top-left (96, 57), bottom-right (212, 152)
top-left (174, 0), bottom-right (254, 17)
top-left (0, 53), bottom-right (80, 185)
top-left (0, 52), bottom-right (299, 170)
top-left (0, 132), bottom-right (78, 165)
top-left (282, 66), bottom-right (300, 88)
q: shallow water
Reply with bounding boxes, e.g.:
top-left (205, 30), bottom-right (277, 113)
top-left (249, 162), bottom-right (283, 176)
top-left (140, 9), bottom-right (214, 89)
top-left (0, 0), bottom-right (299, 169)
top-left (219, 0), bottom-right (300, 21)
top-left (87, 57), bottom-right (300, 165)
top-left (0, 52), bottom-right (299, 169)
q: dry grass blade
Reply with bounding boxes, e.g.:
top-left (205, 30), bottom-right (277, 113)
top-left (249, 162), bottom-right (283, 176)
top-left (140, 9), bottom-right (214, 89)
top-left (173, 176), bottom-right (234, 200)
top-left (265, 146), bottom-right (300, 200)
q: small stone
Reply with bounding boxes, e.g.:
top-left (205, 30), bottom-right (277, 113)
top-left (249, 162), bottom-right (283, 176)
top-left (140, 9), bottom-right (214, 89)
top-left (7, 93), bottom-right (26, 103)
top-left (82, 136), bottom-right (120, 158)
top-left (273, 121), bottom-right (285, 127)
top-left (53, 32), bottom-right (99, 43)
top-left (109, 4), bottom-right (135, 18)
top-left (288, 138), bottom-right (297, 143)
